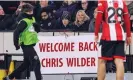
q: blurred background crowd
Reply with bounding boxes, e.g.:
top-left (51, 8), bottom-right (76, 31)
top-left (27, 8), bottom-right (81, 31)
top-left (0, 0), bottom-right (133, 32)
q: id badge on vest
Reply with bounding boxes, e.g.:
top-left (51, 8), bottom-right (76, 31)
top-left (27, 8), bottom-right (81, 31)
top-left (29, 25), bottom-right (35, 32)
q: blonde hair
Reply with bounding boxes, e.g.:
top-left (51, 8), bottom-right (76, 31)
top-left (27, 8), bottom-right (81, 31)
top-left (75, 10), bottom-right (90, 25)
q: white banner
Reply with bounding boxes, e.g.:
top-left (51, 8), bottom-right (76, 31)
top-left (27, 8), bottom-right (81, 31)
top-left (35, 35), bottom-right (98, 74)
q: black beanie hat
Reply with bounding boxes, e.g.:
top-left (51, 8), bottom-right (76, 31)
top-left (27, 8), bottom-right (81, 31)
top-left (21, 3), bottom-right (34, 13)
top-left (61, 11), bottom-right (71, 21)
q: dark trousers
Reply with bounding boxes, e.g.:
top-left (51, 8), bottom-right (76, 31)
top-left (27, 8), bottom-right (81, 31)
top-left (9, 45), bottom-right (41, 80)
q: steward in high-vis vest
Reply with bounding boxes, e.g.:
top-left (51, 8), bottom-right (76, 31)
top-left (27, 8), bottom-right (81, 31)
top-left (19, 17), bottom-right (38, 46)
top-left (4, 3), bottom-right (42, 80)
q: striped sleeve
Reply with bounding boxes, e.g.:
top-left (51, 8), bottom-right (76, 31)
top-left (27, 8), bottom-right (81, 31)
top-left (97, 1), bottom-right (105, 13)
top-left (123, 1), bottom-right (129, 15)
top-left (95, 1), bottom-right (104, 36)
top-left (123, 1), bottom-right (131, 37)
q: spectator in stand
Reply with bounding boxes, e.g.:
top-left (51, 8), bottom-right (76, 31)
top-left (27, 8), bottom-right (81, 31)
top-left (125, 1), bottom-right (133, 16)
top-left (13, 1), bottom-right (36, 22)
top-left (73, 10), bottom-right (90, 32)
top-left (11, 1), bottom-right (30, 30)
top-left (12, 1), bottom-right (27, 22)
top-left (40, 8), bottom-right (56, 31)
top-left (0, 5), bottom-right (15, 30)
top-left (0, 5), bottom-right (5, 30)
top-left (52, 1), bottom-right (63, 10)
top-left (34, 0), bottom-right (56, 22)
top-left (0, 5), bottom-right (4, 23)
top-left (11, 1), bottom-right (36, 30)
top-left (0, 5), bottom-right (4, 15)
top-left (88, 8), bottom-right (102, 32)
top-left (56, 11), bottom-right (74, 31)
top-left (55, 0), bottom-right (78, 21)
top-left (0, 1), bottom-right (19, 14)
top-left (80, 0), bottom-right (95, 20)
top-left (125, 1), bottom-right (133, 31)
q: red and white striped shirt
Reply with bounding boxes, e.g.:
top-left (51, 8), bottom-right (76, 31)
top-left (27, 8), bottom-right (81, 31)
top-left (95, 0), bottom-right (131, 41)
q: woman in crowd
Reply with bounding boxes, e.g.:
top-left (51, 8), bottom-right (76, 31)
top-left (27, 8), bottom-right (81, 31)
top-left (73, 10), bottom-right (90, 32)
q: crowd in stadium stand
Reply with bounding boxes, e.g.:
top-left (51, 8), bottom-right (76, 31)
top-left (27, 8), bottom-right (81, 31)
top-left (0, 0), bottom-right (133, 32)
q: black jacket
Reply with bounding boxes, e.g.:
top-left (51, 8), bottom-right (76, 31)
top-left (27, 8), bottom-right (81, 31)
top-left (88, 18), bottom-right (102, 32)
top-left (0, 14), bottom-right (15, 30)
top-left (40, 17), bottom-right (56, 31)
top-left (73, 20), bottom-right (90, 32)
top-left (56, 18), bottom-right (74, 31)
top-left (11, 13), bottom-right (27, 30)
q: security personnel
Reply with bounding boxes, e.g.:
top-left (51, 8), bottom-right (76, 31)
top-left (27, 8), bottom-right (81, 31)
top-left (4, 3), bottom-right (41, 80)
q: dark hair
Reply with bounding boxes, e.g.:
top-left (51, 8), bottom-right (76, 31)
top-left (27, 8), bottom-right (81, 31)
top-left (21, 3), bottom-right (34, 13)
top-left (41, 7), bottom-right (50, 14)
